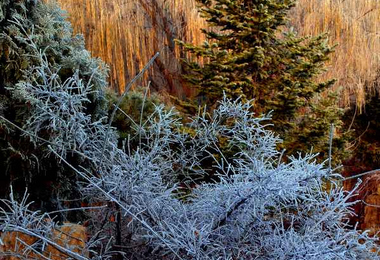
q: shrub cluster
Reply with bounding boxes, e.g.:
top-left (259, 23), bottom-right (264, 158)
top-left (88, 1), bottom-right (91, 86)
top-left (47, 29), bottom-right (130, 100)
top-left (0, 1), bottom-right (379, 259)
top-left (0, 0), bottom-right (108, 216)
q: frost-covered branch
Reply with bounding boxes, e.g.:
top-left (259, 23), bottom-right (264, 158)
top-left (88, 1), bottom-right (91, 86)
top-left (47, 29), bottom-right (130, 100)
top-left (1, 6), bottom-right (379, 260)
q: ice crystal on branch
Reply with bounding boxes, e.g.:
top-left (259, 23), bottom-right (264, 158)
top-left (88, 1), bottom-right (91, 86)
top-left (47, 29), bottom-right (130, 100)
top-left (0, 1), bottom-right (379, 259)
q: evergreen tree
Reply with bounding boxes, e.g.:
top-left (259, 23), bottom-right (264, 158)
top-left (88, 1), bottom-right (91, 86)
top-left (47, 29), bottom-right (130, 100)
top-left (178, 0), bottom-right (347, 162)
top-left (0, 0), bottom-right (108, 216)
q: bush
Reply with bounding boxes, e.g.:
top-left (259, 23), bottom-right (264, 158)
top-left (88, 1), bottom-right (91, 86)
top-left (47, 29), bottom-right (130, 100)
top-left (106, 87), bottom-right (164, 141)
top-left (0, 1), bottom-right (379, 259)
top-left (1, 45), bottom-right (379, 258)
top-left (0, 0), bottom-right (108, 216)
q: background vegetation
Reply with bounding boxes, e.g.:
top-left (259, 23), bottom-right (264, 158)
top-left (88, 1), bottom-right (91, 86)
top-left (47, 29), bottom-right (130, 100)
top-left (49, 0), bottom-right (207, 98)
top-left (51, 0), bottom-right (379, 108)
top-left (50, 0), bottom-right (380, 195)
top-left (290, 0), bottom-right (379, 109)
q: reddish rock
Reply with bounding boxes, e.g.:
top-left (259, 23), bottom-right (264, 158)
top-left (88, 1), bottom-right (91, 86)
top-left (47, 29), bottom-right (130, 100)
top-left (0, 223), bottom-right (87, 259)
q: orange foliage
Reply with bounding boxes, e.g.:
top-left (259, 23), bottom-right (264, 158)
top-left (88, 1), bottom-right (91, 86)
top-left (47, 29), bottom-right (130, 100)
top-left (0, 223), bottom-right (87, 260)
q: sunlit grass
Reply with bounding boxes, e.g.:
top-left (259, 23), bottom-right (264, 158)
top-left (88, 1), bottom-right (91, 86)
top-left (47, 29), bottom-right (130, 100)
top-left (49, 0), bottom-right (206, 97)
top-left (290, 0), bottom-right (380, 109)
top-left (51, 0), bottom-right (379, 109)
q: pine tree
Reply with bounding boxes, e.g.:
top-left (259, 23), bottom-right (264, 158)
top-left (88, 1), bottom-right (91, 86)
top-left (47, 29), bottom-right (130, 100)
top-left (178, 0), bottom-right (347, 162)
top-left (0, 0), bottom-right (108, 216)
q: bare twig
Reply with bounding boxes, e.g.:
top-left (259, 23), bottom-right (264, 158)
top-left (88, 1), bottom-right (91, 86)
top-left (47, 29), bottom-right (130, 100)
top-left (3, 226), bottom-right (88, 260)
top-left (328, 123), bottom-right (334, 173)
top-left (48, 146), bottom-right (184, 260)
top-left (343, 168), bottom-right (380, 181)
top-left (101, 52), bottom-right (160, 162)
top-left (47, 205), bottom-right (108, 215)
top-left (140, 81), bottom-right (152, 149)
top-left (362, 200), bottom-right (380, 208)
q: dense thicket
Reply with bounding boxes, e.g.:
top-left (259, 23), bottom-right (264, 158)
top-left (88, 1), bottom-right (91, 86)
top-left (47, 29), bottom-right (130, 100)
top-left (0, 0), bottom-right (108, 215)
top-left (2, 77), bottom-right (380, 258)
top-left (344, 93), bottom-right (380, 173)
top-left (343, 80), bottom-right (380, 180)
top-left (340, 78), bottom-right (380, 229)
top-left (178, 0), bottom-right (347, 164)
top-left (1, 1), bottom-right (380, 259)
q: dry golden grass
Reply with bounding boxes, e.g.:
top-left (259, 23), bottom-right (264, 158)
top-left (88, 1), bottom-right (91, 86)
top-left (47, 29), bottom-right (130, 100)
top-left (50, 0), bottom-right (379, 108)
top-left (50, 0), bottom-right (207, 98)
top-left (290, 0), bottom-right (380, 109)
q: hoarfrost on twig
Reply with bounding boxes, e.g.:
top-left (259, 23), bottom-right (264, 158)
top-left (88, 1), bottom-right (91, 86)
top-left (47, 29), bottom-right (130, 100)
top-left (1, 9), bottom-right (379, 260)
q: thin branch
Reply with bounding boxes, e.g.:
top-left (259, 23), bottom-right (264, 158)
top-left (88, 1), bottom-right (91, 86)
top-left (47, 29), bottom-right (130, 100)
top-left (47, 205), bottom-right (108, 215)
top-left (328, 123), bottom-right (334, 173)
top-left (362, 200), bottom-right (380, 208)
top-left (0, 115), bottom-right (57, 147)
top-left (48, 146), bottom-right (184, 260)
top-left (0, 116), bottom-right (97, 166)
top-left (343, 168), bottom-right (380, 181)
top-left (112, 105), bottom-right (140, 130)
top-left (3, 225), bottom-right (88, 260)
top-left (101, 52), bottom-right (160, 162)
top-left (140, 81), bottom-right (152, 149)
top-left (356, 8), bottom-right (376, 20)
top-left (347, 104), bottom-right (357, 132)
top-left (346, 121), bottom-right (371, 151)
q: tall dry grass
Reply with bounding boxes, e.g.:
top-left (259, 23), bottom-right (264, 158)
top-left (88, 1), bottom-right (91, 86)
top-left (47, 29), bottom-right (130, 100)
top-left (51, 0), bottom-right (207, 97)
top-left (50, 0), bottom-right (379, 108)
top-left (290, 0), bottom-right (380, 109)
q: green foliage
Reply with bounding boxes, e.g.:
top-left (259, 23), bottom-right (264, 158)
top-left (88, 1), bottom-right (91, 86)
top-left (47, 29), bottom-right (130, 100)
top-left (0, 0), bottom-right (108, 217)
top-left (106, 87), bottom-right (164, 141)
top-left (178, 0), bottom-right (347, 164)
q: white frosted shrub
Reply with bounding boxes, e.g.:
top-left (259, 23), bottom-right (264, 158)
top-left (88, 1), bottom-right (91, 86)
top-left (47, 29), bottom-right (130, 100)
top-left (1, 14), bottom-right (379, 260)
